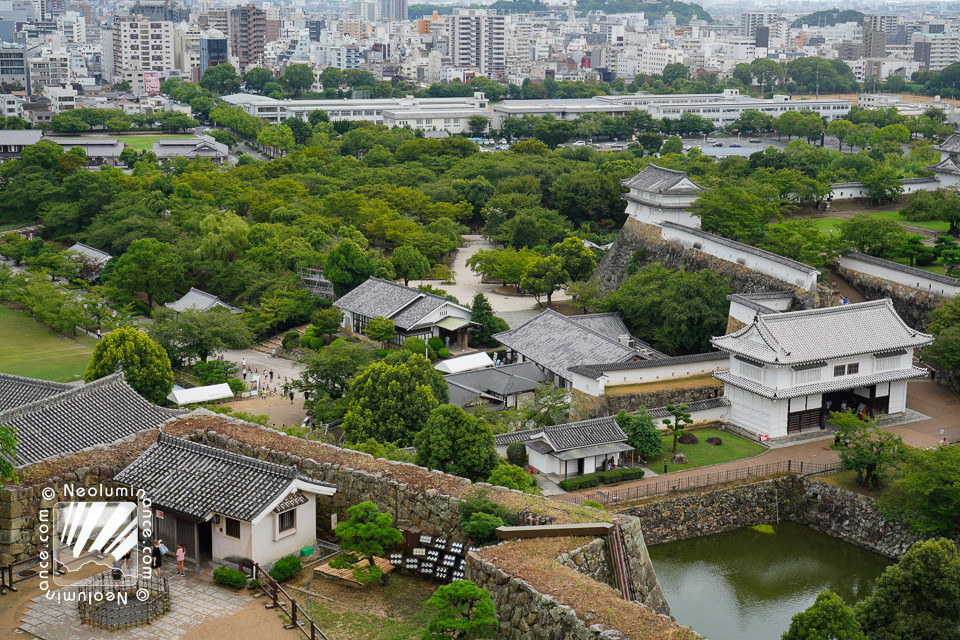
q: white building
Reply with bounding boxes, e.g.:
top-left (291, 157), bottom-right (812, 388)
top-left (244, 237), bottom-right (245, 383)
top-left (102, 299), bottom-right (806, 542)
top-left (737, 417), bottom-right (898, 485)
top-left (621, 163), bottom-right (704, 228)
top-left (712, 300), bottom-right (931, 439)
top-left (449, 8), bottom-right (505, 77)
top-left (112, 15), bottom-right (175, 80)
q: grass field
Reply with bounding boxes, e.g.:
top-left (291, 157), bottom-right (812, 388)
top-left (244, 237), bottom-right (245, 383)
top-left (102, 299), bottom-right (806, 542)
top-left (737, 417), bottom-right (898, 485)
top-left (0, 305), bottom-right (96, 381)
top-left (117, 134), bottom-right (196, 150)
top-left (801, 211), bottom-right (950, 235)
top-left (645, 427), bottom-right (767, 473)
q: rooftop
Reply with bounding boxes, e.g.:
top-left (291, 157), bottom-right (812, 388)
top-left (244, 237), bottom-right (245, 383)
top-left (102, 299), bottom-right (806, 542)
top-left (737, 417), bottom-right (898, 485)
top-left (841, 251), bottom-right (960, 287)
top-left (165, 287), bottom-right (241, 314)
top-left (621, 164), bottom-right (705, 196)
top-left (568, 351), bottom-right (728, 380)
top-left (333, 277), bottom-right (467, 331)
top-left (0, 372), bottom-right (71, 412)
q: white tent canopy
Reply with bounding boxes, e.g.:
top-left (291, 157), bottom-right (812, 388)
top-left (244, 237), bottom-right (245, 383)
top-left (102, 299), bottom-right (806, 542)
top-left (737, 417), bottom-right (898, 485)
top-left (434, 352), bottom-right (494, 374)
top-left (167, 383), bottom-right (233, 406)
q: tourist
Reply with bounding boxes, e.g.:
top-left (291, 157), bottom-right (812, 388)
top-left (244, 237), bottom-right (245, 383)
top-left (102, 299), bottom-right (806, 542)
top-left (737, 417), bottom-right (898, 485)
top-left (931, 368), bottom-right (937, 382)
top-left (269, 370), bottom-right (274, 382)
top-left (289, 390), bottom-right (295, 404)
top-left (96, 328), bottom-right (102, 340)
top-left (121, 549), bottom-right (131, 572)
top-left (941, 437), bottom-right (949, 446)
top-left (151, 539), bottom-right (163, 577)
top-left (176, 543), bottom-right (186, 576)
top-left (938, 370), bottom-right (943, 385)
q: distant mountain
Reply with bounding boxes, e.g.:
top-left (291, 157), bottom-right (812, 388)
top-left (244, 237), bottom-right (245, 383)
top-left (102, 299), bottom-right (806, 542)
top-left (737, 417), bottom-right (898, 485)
top-left (412, 0), bottom-right (714, 24)
top-left (791, 9), bottom-right (864, 28)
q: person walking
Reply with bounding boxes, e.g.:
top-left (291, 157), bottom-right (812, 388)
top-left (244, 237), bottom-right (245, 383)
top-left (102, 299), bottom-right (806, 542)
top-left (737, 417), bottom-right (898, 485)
top-left (289, 390), bottom-right (295, 404)
top-left (938, 370), bottom-right (943, 385)
top-left (242, 357), bottom-right (246, 369)
top-left (151, 539), bottom-right (163, 577)
top-left (176, 543), bottom-right (186, 576)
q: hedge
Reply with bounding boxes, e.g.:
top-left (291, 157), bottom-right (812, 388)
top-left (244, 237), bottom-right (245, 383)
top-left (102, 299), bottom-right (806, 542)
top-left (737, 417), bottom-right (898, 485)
top-left (558, 467), bottom-right (644, 491)
top-left (268, 554), bottom-right (302, 581)
top-left (213, 566), bottom-right (247, 589)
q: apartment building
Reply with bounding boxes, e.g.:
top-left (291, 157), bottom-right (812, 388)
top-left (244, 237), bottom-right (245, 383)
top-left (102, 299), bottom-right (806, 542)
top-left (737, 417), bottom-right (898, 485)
top-left (28, 48), bottom-right (68, 89)
top-left (449, 8), bottom-right (505, 77)
top-left (379, 0), bottom-right (406, 21)
top-left (198, 28), bottom-right (227, 78)
top-left (740, 12), bottom-right (777, 39)
top-left (914, 34), bottom-right (960, 71)
top-left (228, 4), bottom-right (265, 73)
top-left (0, 42), bottom-right (29, 94)
top-left (112, 15), bottom-right (175, 80)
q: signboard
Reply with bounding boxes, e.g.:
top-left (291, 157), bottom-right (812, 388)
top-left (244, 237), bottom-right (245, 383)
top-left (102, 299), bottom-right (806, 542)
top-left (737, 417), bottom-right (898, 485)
top-left (759, 435), bottom-right (769, 442)
top-left (155, 510), bottom-right (164, 519)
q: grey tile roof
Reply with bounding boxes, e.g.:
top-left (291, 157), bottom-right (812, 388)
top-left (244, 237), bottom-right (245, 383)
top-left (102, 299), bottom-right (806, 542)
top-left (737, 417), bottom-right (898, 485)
top-left (494, 427), bottom-right (543, 447)
top-left (446, 380), bottom-right (485, 408)
top-left (568, 352), bottom-right (728, 380)
top-left (539, 415), bottom-right (627, 452)
top-left (928, 156), bottom-right (960, 176)
top-left (712, 299), bottom-right (932, 366)
top-left (715, 366), bottom-right (928, 400)
top-left (566, 312), bottom-right (630, 340)
top-left (152, 135), bottom-right (228, 159)
top-left (660, 222), bottom-right (820, 276)
top-left (726, 292), bottom-right (795, 314)
top-left (334, 277), bottom-right (461, 331)
top-left (934, 132), bottom-right (960, 154)
top-left (492, 310), bottom-right (643, 381)
top-left (0, 372), bottom-right (184, 468)
top-left (165, 288), bottom-right (241, 314)
top-left (67, 242), bottom-right (111, 266)
top-left (444, 363), bottom-right (548, 398)
top-left (621, 164), bottom-right (705, 196)
top-left (114, 433), bottom-right (336, 522)
top-left (0, 373), bottom-right (71, 412)
top-left (842, 252), bottom-right (960, 287)
top-left (0, 130), bottom-right (43, 146)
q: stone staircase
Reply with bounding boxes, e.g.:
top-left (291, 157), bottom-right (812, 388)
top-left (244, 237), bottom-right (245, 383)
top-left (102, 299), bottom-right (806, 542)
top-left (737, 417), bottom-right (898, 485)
top-left (252, 324), bottom-right (310, 355)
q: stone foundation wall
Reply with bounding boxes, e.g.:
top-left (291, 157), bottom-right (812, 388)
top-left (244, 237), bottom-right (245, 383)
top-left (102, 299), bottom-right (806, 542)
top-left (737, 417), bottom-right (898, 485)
top-left (557, 536), bottom-right (612, 587)
top-left (593, 218), bottom-right (817, 309)
top-left (621, 476), bottom-right (935, 560)
top-left (571, 385), bottom-right (722, 421)
top-left (835, 264), bottom-right (943, 330)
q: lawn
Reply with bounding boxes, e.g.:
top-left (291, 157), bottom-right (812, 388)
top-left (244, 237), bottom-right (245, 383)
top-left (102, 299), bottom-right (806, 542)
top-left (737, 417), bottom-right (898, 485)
top-left (0, 305), bottom-right (96, 381)
top-left (117, 134), bottom-right (196, 150)
top-left (644, 427), bottom-right (767, 473)
top-left (796, 212), bottom-right (949, 235)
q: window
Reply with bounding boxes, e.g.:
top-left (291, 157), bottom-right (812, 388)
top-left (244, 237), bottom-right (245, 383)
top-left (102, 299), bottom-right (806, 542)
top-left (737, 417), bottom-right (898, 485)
top-left (225, 517), bottom-right (240, 538)
top-left (278, 510), bottom-right (295, 532)
top-left (833, 364), bottom-right (846, 377)
top-left (846, 362), bottom-right (859, 375)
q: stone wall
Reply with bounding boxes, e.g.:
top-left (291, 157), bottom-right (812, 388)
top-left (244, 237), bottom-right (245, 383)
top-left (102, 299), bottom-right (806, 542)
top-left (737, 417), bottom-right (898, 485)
top-left (621, 475), bottom-right (934, 560)
top-left (571, 385), bottom-right (722, 421)
top-left (593, 218), bottom-right (818, 309)
top-left (835, 263), bottom-right (943, 330)
top-left (557, 536), bottom-right (612, 587)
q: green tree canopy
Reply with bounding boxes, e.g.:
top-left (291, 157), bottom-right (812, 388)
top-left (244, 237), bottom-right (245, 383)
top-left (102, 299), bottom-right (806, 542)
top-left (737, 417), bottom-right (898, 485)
top-left (830, 410), bottom-right (906, 489)
top-left (363, 315), bottom-right (396, 347)
top-left (331, 501), bottom-right (403, 584)
top-left (283, 63), bottom-right (316, 95)
top-left (295, 338), bottom-right (376, 401)
top-left (837, 213), bottom-right (907, 258)
top-left (551, 236), bottom-right (597, 282)
top-left (880, 444), bottom-right (960, 536)
top-left (469, 292), bottom-right (508, 348)
top-left (84, 327), bottom-right (174, 404)
top-left (423, 580), bottom-right (498, 640)
top-left (615, 409), bottom-right (664, 460)
top-left (243, 67), bottom-right (274, 93)
top-left (325, 240), bottom-right (375, 296)
top-left (521, 254), bottom-right (567, 308)
top-left (391, 245), bottom-right (430, 286)
top-left (781, 591), bottom-right (866, 640)
top-left (199, 63), bottom-right (241, 95)
top-left (414, 405), bottom-right (500, 482)
top-left (148, 307), bottom-right (253, 366)
top-left (112, 237), bottom-right (184, 307)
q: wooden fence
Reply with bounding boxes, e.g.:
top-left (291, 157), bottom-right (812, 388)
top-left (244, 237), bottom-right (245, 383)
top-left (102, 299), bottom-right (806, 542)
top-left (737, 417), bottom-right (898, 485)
top-left (253, 563), bottom-right (332, 640)
top-left (0, 551), bottom-right (66, 595)
top-left (570, 460), bottom-right (845, 505)
top-left (77, 572), bottom-right (170, 630)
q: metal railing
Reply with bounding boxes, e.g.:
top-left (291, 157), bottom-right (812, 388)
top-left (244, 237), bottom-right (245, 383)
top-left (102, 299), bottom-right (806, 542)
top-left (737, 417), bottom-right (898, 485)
top-left (570, 460), bottom-right (844, 505)
top-left (253, 562), bottom-right (332, 640)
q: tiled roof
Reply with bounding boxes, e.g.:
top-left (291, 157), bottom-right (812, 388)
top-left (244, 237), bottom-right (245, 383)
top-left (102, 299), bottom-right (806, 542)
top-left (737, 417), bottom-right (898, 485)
top-left (444, 362), bottom-right (548, 399)
top-left (492, 310), bottom-right (643, 381)
top-left (165, 288), bottom-right (241, 314)
top-left (333, 277), bottom-right (462, 331)
top-left (621, 164), bottom-right (705, 196)
top-left (841, 252), bottom-right (960, 287)
top-left (715, 366), bottom-right (928, 400)
top-left (712, 299), bottom-right (932, 366)
top-left (647, 397), bottom-right (729, 419)
top-left (0, 130), bottom-right (42, 146)
top-left (0, 372), bottom-right (183, 468)
top-left (539, 416), bottom-right (627, 452)
top-left (928, 156), bottom-right (960, 176)
top-left (567, 313), bottom-right (629, 340)
top-left (727, 292), bottom-right (795, 314)
top-left (568, 351), bottom-right (728, 380)
top-left (660, 222), bottom-right (820, 276)
top-left (114, 433), bottom-right (335, 522)
top-left (0, 372), bottom-right (71, 412)
top-left (494, 427), bottom-right (543, 447)
top-left (67, 242), bottom-right (111, 266)
top-left (934, 132), bottom-right (960, 154)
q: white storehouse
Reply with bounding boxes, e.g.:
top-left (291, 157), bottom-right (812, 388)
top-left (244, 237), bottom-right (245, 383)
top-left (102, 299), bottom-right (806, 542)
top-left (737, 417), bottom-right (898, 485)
top-left (712, 300), bottom-right (931, 439)
top-left (621, 164), bottom-right (705, 228)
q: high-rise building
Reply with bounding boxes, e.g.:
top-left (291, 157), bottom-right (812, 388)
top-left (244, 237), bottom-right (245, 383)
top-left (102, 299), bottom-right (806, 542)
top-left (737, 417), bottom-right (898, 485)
top-left (112, 15), bottom-right (175, 82)
top-left (863, 14), bottom-right (899, 37)
top-left (0, 0), bottom-right (34, 42)
top-left (198, 28), bottom-right (227, 78)
top-left (379, 0), bottom-right (406, 21)
top-left (130, 0), bottom-right (188, 23)
top-left (739, 12), bottom-right (777, 39)
top-left (0, 42), bottom-right (29, 94)
top-left (914, 35), bottom-right (960, 71)
top-left (863, 27), bottom-right (886, 58)
top-left (449, 8), bottom-right (505, 76)
top-left (228, 4), bottom-right (265, 74)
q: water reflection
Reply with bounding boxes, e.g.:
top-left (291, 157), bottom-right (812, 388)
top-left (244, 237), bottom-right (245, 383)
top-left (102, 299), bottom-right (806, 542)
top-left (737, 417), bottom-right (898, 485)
top-left (648, 522), bottom-right (892, 640)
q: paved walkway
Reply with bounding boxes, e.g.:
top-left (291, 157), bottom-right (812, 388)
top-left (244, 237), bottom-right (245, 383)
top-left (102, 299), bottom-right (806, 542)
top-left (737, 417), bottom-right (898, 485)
top-left (19, 570), bottom-right (252, 640)
top-left (553, 379), bottom-right (960, 504)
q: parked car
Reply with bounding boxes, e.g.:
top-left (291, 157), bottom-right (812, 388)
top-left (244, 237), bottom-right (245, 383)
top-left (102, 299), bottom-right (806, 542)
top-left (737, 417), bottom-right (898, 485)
top-left (712, 142), bottom-right (723, 147)
top-left (705, 137), bottom-right (717, 143)
top-left (748, 138), bottom-right (763, 143)
top-left (730, 143), bottom-right (741, 147)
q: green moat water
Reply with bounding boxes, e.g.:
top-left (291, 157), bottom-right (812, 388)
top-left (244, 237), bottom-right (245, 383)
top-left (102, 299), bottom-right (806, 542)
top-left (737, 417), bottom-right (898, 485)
top-left (647, 522), bottom-right (893, 640)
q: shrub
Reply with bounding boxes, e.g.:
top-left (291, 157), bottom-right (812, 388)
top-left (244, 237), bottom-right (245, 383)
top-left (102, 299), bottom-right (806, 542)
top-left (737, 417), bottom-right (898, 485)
top-left (403, 336), bottom-right (427, 354)
top-left (227, 377), bottom-right (245, 396)
top-left (462, 512), bottom-right (504, 545)
top-left (438, 348), bottom-right (450, 358)
top-left (559, 475), bottom-right (600, 491)
top-left (428, 337), bottom-right (444, 351)
top-left (308, 337), bottom-right (322, 350)
top-left (459, 490), bottom-right (514, 527)
top-left (213, 566), bottom-right (247, 589)
top-left (428, 348), bottom-right (438, 360)
top-left (247, 578), bottom-right (261, 588)
top-left (268, 555), bottom-right (303, 581)
top-left (597, 468), bottom-right (644, 484)
top-left (375, 349), bottom-right (389, 358)
top-left (299, 334), bottom-right (312, 348)
top-left (282, 330), bottom-right (300, 349)
top-left (506, 441), bottom-right (527, 466)
top-left (581, 500), bottom-right (606, 511)
top-left (487, 464), bottom-right (534, 492)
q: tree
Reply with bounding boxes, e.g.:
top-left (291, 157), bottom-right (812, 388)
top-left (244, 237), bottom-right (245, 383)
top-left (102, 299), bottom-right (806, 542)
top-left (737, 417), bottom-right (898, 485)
top-left (467, 115), bottom-right (489, 137)
top-left (84, 327), bottom-right (174, 404)
top-left (257, 124), bottom-right (295, 155)
top-left (295, 338), bottom-right (376, 402)
top-left (661, 62), bottom-right (691, 85)
top-left (0, 423), bottom-right (17, 480)
top-left (391, 245), bottom-right (430, 286)
top-left (149, 307), bottom-right (253, 366)
top-left (830, 410), bottom-right (906, 489)
top-left (199, 63), bottom-right (241, 95)
top-left (283, 63), bottom-right (315, 95)
top-left (312, 307), bottom-right (344, 338)
top-left (506, 441), bottom-right (526, 466)
top-left (692, 185), bottom-right (782, 245)
top-left (781, 591), bottom-right (866, 640)
top-left (243, 67), bottom-right (274, 93)
top-left (363, 315), bottom-right (396, 348)
top-left (112, 238), bottom-right (184, 307)
top-left (855, 538), bottom-right (960, 640)
top-left (837, 214), bottom-right (907, 258)
top-left (414, 405), bottom-right (500, 482)
top-left (567, 279), bottom-right (603, 314)
top-left (330, 501), bottom-right (403, 584)
top-left (319, 66), bottom-right (345, 90)
top-left (732, 63), bottom-right (753, 86)
top-left (662, 404), bottom-right (692, 454)
top-left (660, 135), bottom-right (683, 155)
top-left (880, 445), bottom-right (960, 536)
top-left (423, 580), bottom-right (498, 640)
top-left (518, 383), bottom-right (570, 427)
top-left (551, 237), bottom-right (597, 282)
top-left (861, 166), bottom-right (904, 203)
top-left (342, 353), bottom-right (445, 446)
top-left (896, 234), bottom-right (929, 267)
top-left (616, 409), bottom-right (664, 460)
top-left (521, 255), bottom-right (567, 308)
top-left (826, 119), bottom-right (855, 152)
top-left (762, 220), bottom-right (837, 271)
top-left (325, 240), bottom-right (375, 296)
top-left (469, 292), bottom-right (508, 348)
top-left (486, 464), bottom-right (533, 492)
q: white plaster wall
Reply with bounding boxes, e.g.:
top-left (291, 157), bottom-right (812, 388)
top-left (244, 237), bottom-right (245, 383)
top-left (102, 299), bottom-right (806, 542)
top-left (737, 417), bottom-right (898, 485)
top-left (888, 380), bottom-right (908, 413)
top-left (725, 385), bottom-right (775, 437)
top-left (526, 447), bottom-right (558, 476)
top-left (624, 197), bottom-right (700, 228)
top-left (573, 355), bottom-right (729, 395)
top-left (249, 500), bottom-right (317, 566)
top-left (837, 254), bottom-right (960, 298)
top-left (729, 300), bottom-right (759, 327)
top-left (212, 518), bottom-right (252, 562)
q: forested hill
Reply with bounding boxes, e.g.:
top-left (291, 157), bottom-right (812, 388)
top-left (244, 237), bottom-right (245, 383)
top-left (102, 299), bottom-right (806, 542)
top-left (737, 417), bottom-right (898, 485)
top-left (408, 0), bottom-right (711, 22)
top-left (791, 9), bottom-right (864, 28)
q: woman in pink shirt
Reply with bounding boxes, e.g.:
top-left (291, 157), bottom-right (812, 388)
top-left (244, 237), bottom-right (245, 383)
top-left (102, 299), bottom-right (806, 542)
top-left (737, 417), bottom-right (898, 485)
top-left (176, 543), bottom-right (186, 576)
